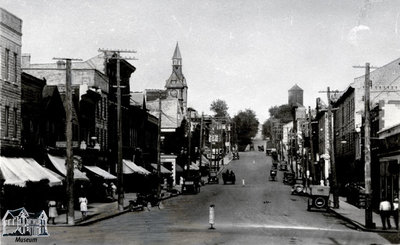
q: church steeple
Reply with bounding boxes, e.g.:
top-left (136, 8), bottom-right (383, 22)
top-left (165, 42), bottom-right (188, 116)
top-left (172, 42), bottom-right (182, 72)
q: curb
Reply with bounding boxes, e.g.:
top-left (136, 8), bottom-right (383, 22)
top-left (48, 193), bottom-right (182, 227)
top-left (329, 208), bottom-right (398, 233)
top-left (76, 209), bottom-right (131, 226)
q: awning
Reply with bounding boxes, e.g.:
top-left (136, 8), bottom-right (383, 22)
top-left (42, 167), bottom-right (64, 181)
top-left (123, 160), bottom-right (150, 175)
top-left (47, 154), bottom-right (89, 181)
top-left (0, 157), bottom-right (63, 187)
top-left (184, 162), bottom-right (200, 170)
top-left (176, 164), bottom-right (183, 172)
top-left (84, 166), bottom-right (117, 180)
top-left (151, 163), bottom-right (172, 174)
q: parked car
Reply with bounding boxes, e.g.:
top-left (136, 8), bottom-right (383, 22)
top-left (208, 169), bottom-right (219, 184)
top-left (233, 151), bottom-right (240, 160)
top-left (291, 178), bottom-right (306, 195)
top-left (222, 170), bottom-right (236, 185)
top-left (181, 171), bottom-right (201, 194)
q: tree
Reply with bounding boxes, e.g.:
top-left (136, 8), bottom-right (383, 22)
top-left (268, 104), bottom-right (292, 123)
top-left (210, 99), bottom-right (229, 118)
top-left (232, 109), bottom-right (259, 149)
top-left (262, 104), bottom-right (292, 140)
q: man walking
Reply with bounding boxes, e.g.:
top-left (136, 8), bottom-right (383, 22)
top-left (379, 198), bottom-right (392, 230)
top-left (393, 198), bottom-right (399, 230)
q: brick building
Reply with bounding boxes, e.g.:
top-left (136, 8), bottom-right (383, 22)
top-left (0, 8), bottom-right (22, 156)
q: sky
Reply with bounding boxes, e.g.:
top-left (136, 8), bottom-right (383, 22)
top-left (3, 0), bottom-right (400, 122)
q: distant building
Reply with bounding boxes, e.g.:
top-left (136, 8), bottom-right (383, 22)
top-left (165, 43), bottom-right (188, 117)
top-left (0, 8), bottom-right (22, 155)
top-left (288, 84), bottom-right (303, 107)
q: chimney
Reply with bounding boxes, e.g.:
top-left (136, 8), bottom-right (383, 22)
top-left (56, 60), bottom-right (66, 69)
top-left (21, 53), bottom-right (31, 68)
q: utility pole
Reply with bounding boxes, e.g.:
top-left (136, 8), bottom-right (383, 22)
top-left (157, 93), bottom-right (162, 198)
top-left (319, 87), bottom-right (339, 208)
top-left (98, 49), bottom-right (137, 211)
top-left (199, 112), bottom-right (204, 167)
top-left (187, 113), bottom-right (192, 174)
top-left (308, 106), bottom-right (316, 184)
top-left (53, 57), bottom-right (82, 225)
top-left (353, 63), bottom-right (378, 228)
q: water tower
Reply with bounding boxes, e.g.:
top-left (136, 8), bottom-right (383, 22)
top-left (288, 84), bottom-right (303, 107)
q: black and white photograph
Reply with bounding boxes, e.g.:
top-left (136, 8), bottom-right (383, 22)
top-left (1, 0), bottom-right (400, 244)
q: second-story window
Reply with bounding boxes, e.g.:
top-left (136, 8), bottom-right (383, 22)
top-left (4, 49), bottom-right (10, 80)
top-left (13, 108), bottom-right (17, 138)
top-left (5, 106), bottom-right (9, 137)
top-left (14, 53), bottom-right (18, 83)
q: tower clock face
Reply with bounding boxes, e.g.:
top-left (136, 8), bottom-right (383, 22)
top-left (170, 89), bottom-right (178, 97)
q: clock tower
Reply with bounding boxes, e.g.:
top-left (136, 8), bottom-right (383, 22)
top-left (165, 42), bottom-right (188, 115)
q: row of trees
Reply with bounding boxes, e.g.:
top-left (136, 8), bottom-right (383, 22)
top-left (210, 99), bottom-right (259, 150)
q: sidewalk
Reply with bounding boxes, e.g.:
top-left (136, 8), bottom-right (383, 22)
top-left (329, 196), bottom-right (398, 233)
top-left (49, 189), bottom-right (180, 227)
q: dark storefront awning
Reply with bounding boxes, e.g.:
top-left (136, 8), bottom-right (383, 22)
top-left (84, 166), bottom-right (117, 180)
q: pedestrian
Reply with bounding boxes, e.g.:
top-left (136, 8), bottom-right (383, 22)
top-left (379, 198), bottom-right (392, 229)
top-left (393, 198), bottom-right (399, 230)
top-left (79, 196), bottom-right (88, 219)
top-left (110, 182), bottom-right (117, 200)
top-left (48, 200), bottom-right (58, 224)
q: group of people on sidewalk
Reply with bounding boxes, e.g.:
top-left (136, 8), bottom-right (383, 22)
top-left (47, 195), bottom-right (89, 224)
top-left (379, 198), bottom-right (399, 230)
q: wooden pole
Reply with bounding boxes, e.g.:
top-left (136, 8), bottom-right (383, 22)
top-left (157, 94), bottom-right (162, 198)
top-left (327, 87), bottom-right (339, 208)
top-left (364, 63), bottom-right (373, 228)
top-left (65, 59), bottom-right (74, 225)
top-left (116, 56), bottom-right (124, 211)
top-left (199, 112), bottom-right (204, 167)
top-left (308, 106), bottom-right (316, 184)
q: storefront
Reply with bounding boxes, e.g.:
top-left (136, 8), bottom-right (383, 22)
top-left (378, 123), bottom-right (400, 202)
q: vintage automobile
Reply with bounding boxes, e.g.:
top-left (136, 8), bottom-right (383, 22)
top-left (222, 170), bottom-right (236, 185)
top-left (283, 172), bottom-right (295, 185)
top-left (181, 171), bottom-right (201, 194)
top-left (232, 151), bottom-right (240, 160)
top-left (291, 178), bottom-right (307, 195)
top-left (307, 185), bottom-right (330, 211)
top-left (208, 169), bottom-right (219, 184)
top-left (269, 168), bottom-right (277, 181)
top-left (279, 162), bottom-right (288, 171)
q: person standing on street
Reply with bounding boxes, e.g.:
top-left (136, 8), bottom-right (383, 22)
top-left (393, 198), bottom-right (399, 230)
top-left (379, 198), bottom-right (392, 230)
top-left (48, 200), bottom-right (58, 224)
top-left (79, 196), bottom-right (88, 219)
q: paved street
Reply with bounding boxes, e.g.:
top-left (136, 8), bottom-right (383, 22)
top-left (3, 148), bottom-right (390, 245)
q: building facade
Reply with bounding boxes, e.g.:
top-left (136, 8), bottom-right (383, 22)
top-left (0, 8), bottom-right (22, 155)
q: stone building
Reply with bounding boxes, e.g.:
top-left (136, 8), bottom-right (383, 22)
top-left (0, 8), bottom-right (22, 155)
